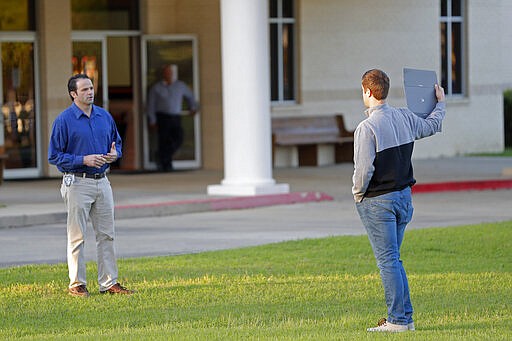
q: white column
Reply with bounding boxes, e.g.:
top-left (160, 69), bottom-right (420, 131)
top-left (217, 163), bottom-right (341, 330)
top-left (207, 0), bottom-right (289, 196)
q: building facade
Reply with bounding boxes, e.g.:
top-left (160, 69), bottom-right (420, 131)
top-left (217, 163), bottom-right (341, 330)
top-left (1, 0), bottom-right (511, 181)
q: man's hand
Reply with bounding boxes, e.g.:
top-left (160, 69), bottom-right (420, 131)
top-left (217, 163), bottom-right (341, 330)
top-left (104, 142), bottom-right (118, 164)
top-left (83, 154), bottom-right (108, 168)
top-left (435, 84), bottom-right (445, 102)
top-left (84, 142), bottom-right (117, 168)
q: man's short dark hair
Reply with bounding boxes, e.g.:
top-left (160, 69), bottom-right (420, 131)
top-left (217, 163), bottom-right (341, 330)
top-left (67, 74), bottom-right (91, 101)
top-left (362, 69), bottom-right (390, 100)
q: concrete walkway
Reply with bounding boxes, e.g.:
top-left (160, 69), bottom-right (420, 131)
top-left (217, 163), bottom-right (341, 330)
top-left (0, 157), bottom-right (511, 267)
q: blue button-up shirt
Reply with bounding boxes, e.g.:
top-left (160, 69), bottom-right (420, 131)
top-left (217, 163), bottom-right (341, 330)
top-left (48, 103), bottom-right (122, 174)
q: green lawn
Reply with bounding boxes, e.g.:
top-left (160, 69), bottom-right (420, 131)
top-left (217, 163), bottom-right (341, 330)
top-left (468, 147), bottom-right (512, 157)
top-left (1, 222), bottom-right (511, 340)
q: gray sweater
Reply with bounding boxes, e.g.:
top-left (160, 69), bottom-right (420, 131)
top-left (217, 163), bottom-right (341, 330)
top-left (147, 80), bottom-right (198, 125)
top-left (352, 102), bottom-right (446, 202)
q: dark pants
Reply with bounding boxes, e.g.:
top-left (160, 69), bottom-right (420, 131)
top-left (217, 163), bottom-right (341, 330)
top-left (156, 113), bottom-right (183, 171)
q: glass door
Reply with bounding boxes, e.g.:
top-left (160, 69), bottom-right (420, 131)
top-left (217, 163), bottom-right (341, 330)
top-left (73, 32), bottom-right (141, 171)
top-left (1, 40), bottom-right (39, 178)
top-left (72, 39), bottom-right (107, 109)
top-left (142, 35), bottom-right (201, 170)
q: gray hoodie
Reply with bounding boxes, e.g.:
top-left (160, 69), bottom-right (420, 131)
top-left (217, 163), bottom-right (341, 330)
top-left (352, 102), bottom-right (446, 202)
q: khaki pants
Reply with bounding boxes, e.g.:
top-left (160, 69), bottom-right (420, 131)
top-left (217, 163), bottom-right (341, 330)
top-left (60, 176), bottom-right (118, 291)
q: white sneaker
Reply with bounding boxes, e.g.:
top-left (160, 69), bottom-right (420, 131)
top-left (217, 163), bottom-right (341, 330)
top-left (408, 322), bottom-right (415, 331)
top-left (367, 318), bottom-right (408, 333)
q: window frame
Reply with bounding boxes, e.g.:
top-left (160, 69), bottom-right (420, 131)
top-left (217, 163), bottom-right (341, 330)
top-left (0, 32), bottom-right (41, 179)
top-left (440, 0), bottom-right (466, 97)
top-left (141, 34), bottom-right (201, 170)
top-left (269, 0), bottom-right (297, 105)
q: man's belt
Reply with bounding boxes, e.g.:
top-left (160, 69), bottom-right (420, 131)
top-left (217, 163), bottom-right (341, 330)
top-left (66, 172), bottom-right (106, 179)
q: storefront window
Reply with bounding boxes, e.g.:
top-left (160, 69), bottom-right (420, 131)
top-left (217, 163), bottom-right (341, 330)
top-left (145, 39), bottom-right (198, 164)
top-left (72, 0), bottom-right (139, 30)
top-left (1, 42), bottom-right (36, 169)
top-left (72, 41), bottom-right (104, 106)
top-left (0, 0), bottom-right (35, 31)
top-left (142, 36), bottom-right (201, 169)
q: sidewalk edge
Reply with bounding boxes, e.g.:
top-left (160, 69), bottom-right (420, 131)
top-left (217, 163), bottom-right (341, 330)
top-left (413, 179), bottom-right (512, 193)
top-left (1, 191), bottom-right (334, 229)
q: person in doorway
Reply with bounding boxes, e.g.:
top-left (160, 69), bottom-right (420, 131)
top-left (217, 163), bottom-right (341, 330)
top-left (147, 64), bottom-right (198, 171)
top-left (48, 73), bottom-right (134, 297)
top-left (352, 69), bottom-right (445, 332)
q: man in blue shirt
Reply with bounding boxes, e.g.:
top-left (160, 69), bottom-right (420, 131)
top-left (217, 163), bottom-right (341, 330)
top-left (48, 74), bottom-right (133, 297)
top-left (147, 64), bottom-right (198, 171)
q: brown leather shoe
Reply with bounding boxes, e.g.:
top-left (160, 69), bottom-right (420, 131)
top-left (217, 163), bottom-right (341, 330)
top-left (68, 285), bottom-right (90, 297)
top-left (100, 283), bottom-right (134, 295)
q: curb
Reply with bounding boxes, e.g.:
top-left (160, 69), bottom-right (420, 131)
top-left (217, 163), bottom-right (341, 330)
top-left (0, 212), bottom-right (67, 229)
top-left (412, 179), bottom-right (512, 193)
top-left (2, 179), bottom-right (511, 229)
top-left (115, 191), bottom-right (334, 219)
top-left (0, 191), bottom-right (334, 229)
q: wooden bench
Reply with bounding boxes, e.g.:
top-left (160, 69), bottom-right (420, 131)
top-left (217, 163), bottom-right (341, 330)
top-left (272, 114), bottom-right (354, 166)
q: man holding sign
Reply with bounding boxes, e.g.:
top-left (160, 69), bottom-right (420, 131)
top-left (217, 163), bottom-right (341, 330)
top-left (352, 69), bottom-right (445, 332)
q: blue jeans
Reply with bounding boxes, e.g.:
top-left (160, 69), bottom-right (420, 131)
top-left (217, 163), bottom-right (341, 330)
top-left (356, 187), bottom-right (414, 325)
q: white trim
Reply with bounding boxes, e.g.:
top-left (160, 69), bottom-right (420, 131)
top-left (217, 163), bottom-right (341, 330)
top-left (71, 30), bottom-right (139, 39)
top-left (269, 18), bottom-right (295, 24)
top-left (101, 38), bottom-right (109, 111)
top-left (271, 99), bottom-right (297, 107)
top-left (0, 32), bottom-right (36, 41)
top-left (33, 38), bottom-right (42, 177)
